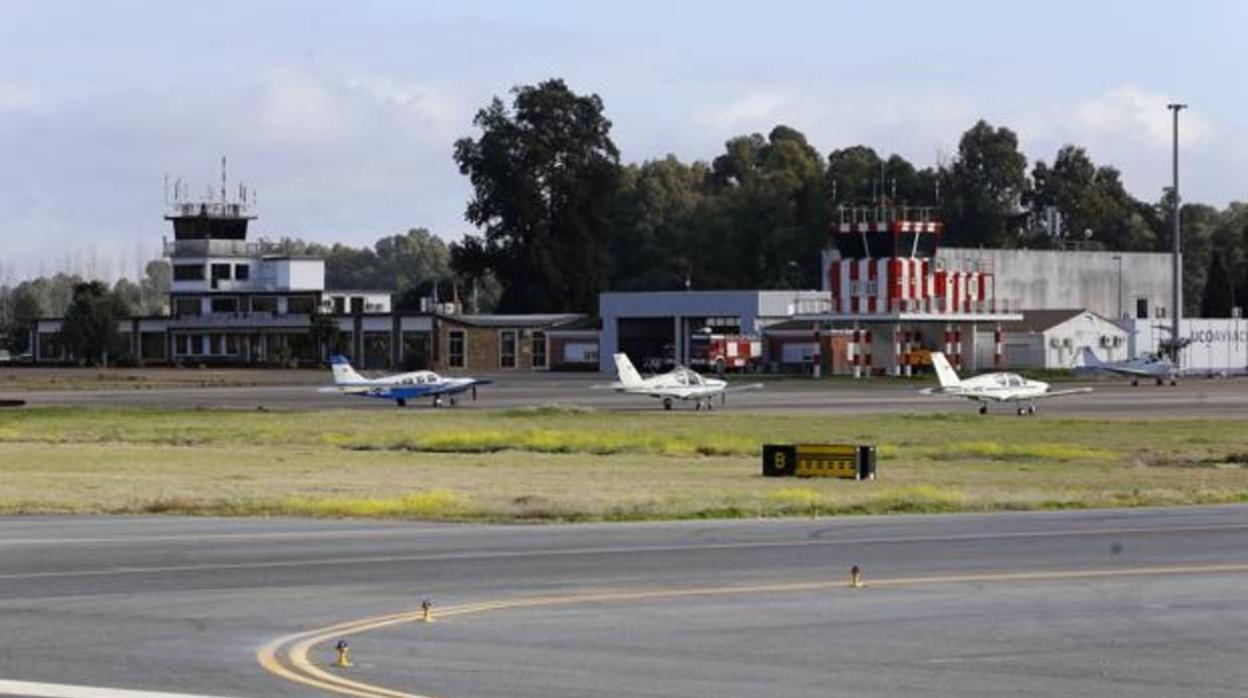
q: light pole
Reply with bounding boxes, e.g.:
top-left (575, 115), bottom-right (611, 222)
top-left (1167, 103), bottom-right (1186, 365)
top-left (1111, 254), bottom-right (1123, 320)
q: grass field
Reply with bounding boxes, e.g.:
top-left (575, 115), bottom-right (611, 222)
top-left (1, 405), bottom-right (1246, 521)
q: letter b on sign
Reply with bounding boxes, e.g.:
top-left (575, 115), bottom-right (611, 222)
top-left (763, 445), bottom-right (798, 477)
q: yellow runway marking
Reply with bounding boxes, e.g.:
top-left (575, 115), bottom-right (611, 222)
top-left (258, 561), bottom-right (1248, 697)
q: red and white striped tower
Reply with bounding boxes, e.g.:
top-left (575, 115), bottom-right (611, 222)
top-left (952, 326), bottom-right (963, 371)
top-left (863, 330), bottom-right (873, 376)
top-left (993, 324), bottom-right (1004, 369)
top-left (893, 323), bottom-right (903, 377)
top-left (849, 324), bottom-right (860, 379)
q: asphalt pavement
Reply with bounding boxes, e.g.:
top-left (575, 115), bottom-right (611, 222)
top-left (2, 507), bottom-right (1248, 696)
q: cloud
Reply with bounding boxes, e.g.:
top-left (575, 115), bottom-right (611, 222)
top-left (1073, 86), bottom-right (1213, 148)
top-left (259, 68), bottom-right (342, 145)
top-left (0, 82), bottom-right (36, 111)
top-left (692, 91), bottom-right (795, 131)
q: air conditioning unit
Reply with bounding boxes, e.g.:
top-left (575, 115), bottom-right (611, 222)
top-left (1062, 338), bottom-right (1072, 348)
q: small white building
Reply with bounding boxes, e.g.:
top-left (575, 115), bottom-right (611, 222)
top-left (991, 309), bottom-right (1129, 369)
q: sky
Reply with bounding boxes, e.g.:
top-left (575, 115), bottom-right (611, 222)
top-left (1, 0), bottom-right (1245, 282)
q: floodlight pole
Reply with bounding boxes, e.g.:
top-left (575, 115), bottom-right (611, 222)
top-left (1167, 103), bottom-right (1186, 365)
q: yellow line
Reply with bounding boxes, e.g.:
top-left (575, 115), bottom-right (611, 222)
top-left (258, 562), bottom-right (1248, 697)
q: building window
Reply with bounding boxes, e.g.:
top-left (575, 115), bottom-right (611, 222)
top-left (1136, 298), bottom-right (1149, 319)
top-left (234, 264), bottom-right (250, 281)
top-left (333, 296), bottom-right (346, 314)
top-left (173, 264), bottom-right (205, 281)
top-left (287, 296), bottom-right (315, 314)
top-left (350, 297), bottom-right (364, 314)
top-left (499, 330), bottom-right (517, 368)
top-left (174, 298), bottom-right (201, 316)
top-left (250, 296), bottom-right (275, 313)
top-left (211, 264), bottom-right (231, 280)
top-left (448, 329), bottom-right (465, 368)
top-left (211, 297), bottom-right (238, 313)
top-left (175, 335), bottom-right (189, 355)
top-left (531, 331), bottom-right (547, 369)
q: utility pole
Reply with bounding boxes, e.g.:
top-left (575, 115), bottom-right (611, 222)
top-left (1167, 103), bottom-right (1186, 365)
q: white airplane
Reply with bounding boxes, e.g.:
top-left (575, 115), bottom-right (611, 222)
top-left (1077, 346), bottom-right (1178, 386)
top-left (602, 353), bottom-right (762, 410)
top-left (921, 352), bottom-right (1091, 416)
top-left (319, 355), bottom-right (490, 408)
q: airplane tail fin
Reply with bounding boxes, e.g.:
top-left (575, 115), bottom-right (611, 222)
top-left (930, 352), bottom-right (962, 388)
top-left (613, 353), bottom-right (644, 387)
top-left (1078, 346), bottom-right (1104, 368)
top-left (330, 355), bottom-right (365, 385)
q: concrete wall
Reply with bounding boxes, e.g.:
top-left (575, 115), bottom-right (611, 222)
top-left (937, 248), bottom-right (1172, 320)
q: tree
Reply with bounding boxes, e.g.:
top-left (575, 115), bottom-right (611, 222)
top-left (942, 120), bottom-right (1029, 247)
top-left (140, 259), bottom-right (171, 314)
top-left (1028, 146), bottom-right (1149, 250)
top-left (58, 281), bottom-right (129, 365)
top-left (453, 78), bottom-right (622, 312)
top-left (1201, 252), bottom-right (1234, 317)
top-left (308, 313), bottom-right (345, 361)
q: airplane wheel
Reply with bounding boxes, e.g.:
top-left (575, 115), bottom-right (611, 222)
top-left (396, 398), bottom-right (407, 408)
top-left (1156, 378), bottom-right (1164, 386)
top-left (451, 396), bottom-right (458, 407)
top-left (1170, 380), bottom-right (1178, 386)
top-left (706, 401), bottom-right (714, 411)
top-left (663, 398), bottom-right (673, 411)
top-left (1028, 405), bottom-right (1037, 416)
top-left (1017, 407), bottom-right (1026, 416)
top-left (978, 405), bottom-right (988, 415)
top-left (695, 401), bottom-right (702, 411)
top-left (1131, 378), bottom-right (1139, 387)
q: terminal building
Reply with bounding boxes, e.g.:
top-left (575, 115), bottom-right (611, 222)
top-left (32, 185), bottom-right (588, 372)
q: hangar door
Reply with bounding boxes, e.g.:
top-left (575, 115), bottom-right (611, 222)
top-left (617, 318), bottom-right (674, 372)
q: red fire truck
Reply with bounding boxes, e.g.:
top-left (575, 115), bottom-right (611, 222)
top-left (689, 331), bottom-right (762, 373)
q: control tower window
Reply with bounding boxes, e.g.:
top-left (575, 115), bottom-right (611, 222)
top-left (211, 264), bottom-right (232, 281)
top-left (173, 264), bottom-right (205, 281)
top-left (234, 264), bottom-right (250, 281)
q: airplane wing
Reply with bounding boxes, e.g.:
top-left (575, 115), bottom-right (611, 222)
top-left (1034, 387), bottom-right (1094, 399)
top-left (423, 379), bottom-right (492, 396)
top-left (722, 383), bottom-right (764, 393)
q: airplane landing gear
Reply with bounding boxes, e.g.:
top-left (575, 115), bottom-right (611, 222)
top-left (978, 404), bottom-right (988, 415)
top-left (1131, 378), bottom-right (1139, 387)
top-left (396, 398), bottom-right (407, 408)
top-left (432, 395), bottom-right (443, 408)
top-left (663, 397), bottom-right (674, 411)
top-left (1170, 379), bottom-right (1178, 386)
top-left (695, 401), bottom-right (702, 411)
top-left (1016, 404), bottom-right (1037, 416)
top-left (450, 396), bottom-right (458, 407)
top-left (1155, 377), bottom-right (1165, 386)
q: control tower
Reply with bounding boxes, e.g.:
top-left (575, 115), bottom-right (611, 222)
top-left (813, 205), bottom-right (1022, 377)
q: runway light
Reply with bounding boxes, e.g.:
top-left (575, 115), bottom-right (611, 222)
top-left (333, 639), bottom-right (353, 668)
top-left (850, 565), bottom-right (865, 589)
top-left (420, 598), bottom-right (435, 623)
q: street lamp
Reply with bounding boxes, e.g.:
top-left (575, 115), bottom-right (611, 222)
top-left (1111, 254), bottom-right (1123, 320)
top-left (1167, 102), bottom-right (1186, 365)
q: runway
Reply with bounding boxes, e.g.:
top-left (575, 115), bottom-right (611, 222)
top-left (10, 371), bottom-right (1248, 417)
top-left (2, 506), bottom-right (1248, 696)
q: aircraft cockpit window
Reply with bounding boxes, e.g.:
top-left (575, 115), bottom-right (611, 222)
top-left (1008, 375), bottom-right (1023, 387)
top-left (674, 372), bottom-right (688, 386)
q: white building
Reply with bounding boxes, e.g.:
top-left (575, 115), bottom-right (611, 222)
top-left (988, 309), bottom-right (1129, 369)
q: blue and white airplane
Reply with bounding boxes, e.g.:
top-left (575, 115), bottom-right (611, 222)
top-left (320, 355), bottom-right (490, 408)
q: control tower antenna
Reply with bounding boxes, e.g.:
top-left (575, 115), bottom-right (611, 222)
top-left (220, 156), bottom-right (228, 204)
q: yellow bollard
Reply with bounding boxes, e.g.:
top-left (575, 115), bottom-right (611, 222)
top-left (420, 598), bottom-right (435, 623)
top-left (333, 640), bottom-right (353, 668)
top-left (849, 564), bottom-right (865, 589)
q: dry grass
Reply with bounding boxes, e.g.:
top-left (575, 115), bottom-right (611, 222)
top-left (0, 407), bottom-right (1246, 521)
